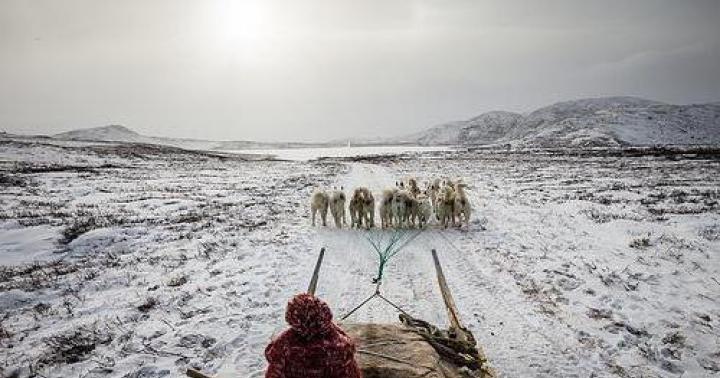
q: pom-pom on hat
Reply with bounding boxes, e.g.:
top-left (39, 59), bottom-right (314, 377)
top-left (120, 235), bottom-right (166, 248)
top-left (285, 293), bottom-right (333, 339)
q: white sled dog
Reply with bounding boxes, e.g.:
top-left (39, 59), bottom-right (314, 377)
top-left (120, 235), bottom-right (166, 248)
top-left (379, 188), bottom-right (396, 229)
top-left (437, 184), bottom-right (456, 228)
top-left (358, 187), bottom-right (375, 229)
top-left (391, 190), bottom-right (411, 227)
top-left (454, 183), bottom-right (471, 229)
top-left (349, 188), bottom-right (365, 229)
top-left (329, 187), bottom-right (346, 228)
top-left (414, 194), bottom-right (433, 229)
top-left (310, 190), bottom-right (329, 227)
top-left (428, 178), bottom-right (441, 212)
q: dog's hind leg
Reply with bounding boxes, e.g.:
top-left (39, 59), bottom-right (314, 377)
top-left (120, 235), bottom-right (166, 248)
top-left (321, 208), bottom-right (328, 227)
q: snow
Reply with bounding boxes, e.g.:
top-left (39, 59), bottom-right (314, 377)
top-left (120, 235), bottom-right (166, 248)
top-left (1, 135), bottom-right (719, 377)
top-left (0, 222), bottom-right (61, 265)
top-left (225, 145), bottom-right (453, 161)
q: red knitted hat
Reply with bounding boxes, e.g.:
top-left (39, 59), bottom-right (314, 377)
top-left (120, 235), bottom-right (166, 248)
top-left (285, 293), bottom-right (333, 339)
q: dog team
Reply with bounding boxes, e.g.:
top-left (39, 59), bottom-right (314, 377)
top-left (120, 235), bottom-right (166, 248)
top-left (310, 178), bottom-right (471, 229)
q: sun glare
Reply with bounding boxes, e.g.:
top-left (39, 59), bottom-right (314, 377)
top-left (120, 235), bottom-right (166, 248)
top-left (211, 0), bottom-right (273, 49)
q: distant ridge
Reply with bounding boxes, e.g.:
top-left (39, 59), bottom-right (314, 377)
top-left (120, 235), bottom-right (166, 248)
top-left (55, 125), bottom-right (141, 141)
top-left (52, 125), bottom-right (331, 150)
top-left (383, 96), bottom-right (720, 147)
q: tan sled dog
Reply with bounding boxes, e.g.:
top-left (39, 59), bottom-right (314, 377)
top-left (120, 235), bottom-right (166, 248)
top-left (349, 188), bottom-right (365, 229)
top-left (379, 188), bottom-right (395, 229)
top-left (391, 190), bottom-right (411, 228)
top-left (329, 188), bottom-right (346, 228)
top-left (407, 178), bottom-right (421, 199)
top-left (310, 190), bottom-right (329, 227)
top-left (454, 183), bottom-right (471, 229)
top-left (358, 187), bottom-right (375, 229)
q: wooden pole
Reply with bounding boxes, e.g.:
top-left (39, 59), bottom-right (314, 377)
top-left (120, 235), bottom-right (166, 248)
top-left (307, 247), bottom-right (325, 295)
top-left (431, 249), bottom-right (467, 341)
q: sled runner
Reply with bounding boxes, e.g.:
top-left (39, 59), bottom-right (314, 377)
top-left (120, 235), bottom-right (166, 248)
top-left (186, 247), bottom-right (495, 378)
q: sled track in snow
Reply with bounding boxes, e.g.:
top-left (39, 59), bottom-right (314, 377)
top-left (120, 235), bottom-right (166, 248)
top-left (432, 229), bottom-right (597, 377)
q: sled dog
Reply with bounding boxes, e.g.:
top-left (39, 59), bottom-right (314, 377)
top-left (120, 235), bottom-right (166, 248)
top-left (438, 185), bottom-right (456, 228)
top-left (454, 183), bottom-right (471, 229)
top-left (349, 188), bottom-right (365, 229)
top-left (408, 178), bottom-right (421, 199)
top-left (391, 190), bottom-right (411, 227)
top-left (329, 187), bottom-right (346, 228)
top-left (310, 190), bottom-right (329, 227)
top-left (358, 187), bottom-right (375, 229)
top-left (427, 179), bottom-right (440, 214)
top-left (379, 188), bottom-right (395, 229)
top-left (415, 194), bottom-right (433, 229)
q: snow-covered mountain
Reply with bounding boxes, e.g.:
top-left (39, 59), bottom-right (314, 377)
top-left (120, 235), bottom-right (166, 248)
top-left (457, 111), bottom-right (524, 145)
top-left (53, 125), bottom-right (219, 149)
top-left (396, 121), bottom-right (467, 145)
top-left (54, 125), bottom-right (143, 142)
top-left (399, 97), bottom-right (720, 147)
top-left (509, 97), bottom-right (720, 147)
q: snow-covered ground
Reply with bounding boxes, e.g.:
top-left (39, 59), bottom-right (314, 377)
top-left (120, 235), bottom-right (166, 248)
top-left (1, 136), bottom-right (719, 377)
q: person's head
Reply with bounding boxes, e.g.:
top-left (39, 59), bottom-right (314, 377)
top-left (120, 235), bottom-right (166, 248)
top-left (285, 293), bottom-right (333, 339)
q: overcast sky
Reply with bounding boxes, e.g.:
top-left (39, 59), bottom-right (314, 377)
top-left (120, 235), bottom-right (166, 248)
top-left (1, 0), bottom-right (718, 142)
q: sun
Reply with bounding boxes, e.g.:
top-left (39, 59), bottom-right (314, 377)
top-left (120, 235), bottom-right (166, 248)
top-left (210, 0), bottom-right (273, 49)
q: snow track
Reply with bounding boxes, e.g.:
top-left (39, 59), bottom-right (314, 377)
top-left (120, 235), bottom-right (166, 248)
top-left (435, 229), bottom-right (595, 377)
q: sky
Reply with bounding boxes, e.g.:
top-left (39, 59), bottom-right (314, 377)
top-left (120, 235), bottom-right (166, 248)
top-left (1, 0), bottom-right (719, 142)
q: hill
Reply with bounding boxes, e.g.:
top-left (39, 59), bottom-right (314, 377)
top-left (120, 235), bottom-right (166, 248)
top-left (398, 97), bottom-right (720, 147)
top-left (52, 125), bottom-right (329, 150)
top-left (53, 125), bottom-right (218, 149)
